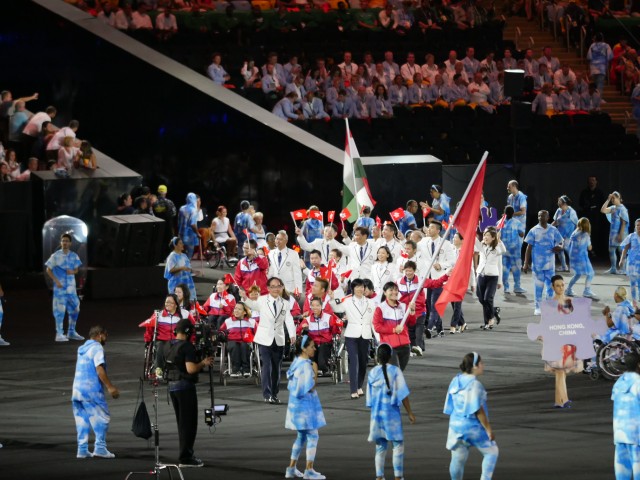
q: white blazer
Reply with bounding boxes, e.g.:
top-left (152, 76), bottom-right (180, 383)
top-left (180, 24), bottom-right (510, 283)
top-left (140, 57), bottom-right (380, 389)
top-left (475, 238), bottom-right (506, 277)
top-left (332, 295), bottom-right (376, 340)
top-left (371, 261), bottom-right (397, 296)
top-left (246, 295), bottom-right (296, 347)
top-left (297, 235), bottom-right (345, 265)
top-left (340, 239), bottom-right (377, 280)
top-left (417, 236), bottom-right (455, 279)
top-left (268, 247), bottom-right (303, 293)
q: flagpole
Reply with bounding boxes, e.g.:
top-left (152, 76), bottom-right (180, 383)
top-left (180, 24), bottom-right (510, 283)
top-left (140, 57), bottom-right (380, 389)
top-left (345, 118), bottom-right (360, 219)
top-left (399, 152), bottom-right (488, 328)
top-left (290, 212), bottom-right (298, 229)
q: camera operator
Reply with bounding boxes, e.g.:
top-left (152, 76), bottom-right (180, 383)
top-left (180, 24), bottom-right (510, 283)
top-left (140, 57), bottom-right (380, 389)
top-left (243, 276), bottom-right (296, 404)
top-left (164, 318), bottom-right (213, 468)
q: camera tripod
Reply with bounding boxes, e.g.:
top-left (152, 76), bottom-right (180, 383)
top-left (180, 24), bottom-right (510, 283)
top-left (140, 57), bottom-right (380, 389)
top-left (125, 380), bottom-right (184, 480)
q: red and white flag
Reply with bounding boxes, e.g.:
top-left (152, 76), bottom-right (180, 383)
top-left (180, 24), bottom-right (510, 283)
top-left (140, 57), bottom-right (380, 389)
top-left (422, 206), bottom-right (431, 218)
top-left (340, 269), bottom-right (353, 279)
top-left (309, 210), bottom-right (323, 221)
top-left (375, 216), bottom-right (382, 228)
top-left (291, 209), bottom-right (307, 221)
top-left (435, 154), bottom-right (488, 317)
top-left (339, 207), bottom-right (351, 221)
top-left (389, 208), bottom-right (405, 221)
top-left (327, 211), bottom-right (336, 223)
top-left (496, 214), bottom-right (506, 230)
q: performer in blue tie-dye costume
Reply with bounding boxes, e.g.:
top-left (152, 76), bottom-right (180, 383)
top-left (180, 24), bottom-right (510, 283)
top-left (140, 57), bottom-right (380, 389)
top-left (444, 352), bottom-right (499, 480)
top-left (45, 233), bottom-right (83, 342)
top-left (523, 211), bottom-right (564, 315)
top-left (566, 218), bottom-right (597, 298)
top-left (506, 180), bottom-right (527, 227)
top-left (552, 195), bottom-right (579, 271)
top-left (611, 352), bottom-right (640, 479)
top-left (601, 191), bottom-right (630, 275)
top-left (366, 343), bottom-right (415, 480)
top-left (621, 219), bottom-right (640, 307)
top-left (178, 192), bottom-right (201, 260)
top-left (601, 287), bottom-right (635, 344)
top-left (500, 206), bottom-right (525, 294)
top-left (285, 335), bottom-right (327, 480)
top-left (72, 325), bottom-right (119, 459)
top-left (164, 237), bottom-right (196, 300)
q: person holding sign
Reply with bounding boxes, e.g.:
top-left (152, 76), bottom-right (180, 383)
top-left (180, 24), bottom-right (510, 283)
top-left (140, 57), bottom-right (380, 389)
top-left (444, 352), bottom-right (498, 480)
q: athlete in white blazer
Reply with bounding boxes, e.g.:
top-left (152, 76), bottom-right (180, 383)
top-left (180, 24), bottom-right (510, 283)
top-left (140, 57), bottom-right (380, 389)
top-left (244, 278), bottom-right (296, 404)
top-left (475, 231), bottom-right (506, 330)
top-left (340, 226), bottom-right (377, 281)
top-left (267, 231), bottom-right (303, 294)
top-left (330, 279), bottom-right (376, 398)
top-left (296, 224), bottom-right (345, 265)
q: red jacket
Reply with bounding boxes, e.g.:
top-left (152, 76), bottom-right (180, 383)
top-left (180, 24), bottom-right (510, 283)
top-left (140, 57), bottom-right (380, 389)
top-left (219, 316), bottom-right (256, 343)
top-left (297, 312), bottom-right (343, 344)
top-left (203, 292), bottom-right (236, 317)
top-left (304, 267), bottom-right (340, 295)
top-left (396, 275), bottom-right (446, 316)
top-left (234, 255), bottom-right (269, 295)
top-left (373, 301), bottom-right (416, 349)
top-left (144, 308), bottom-right (196, 342)
top-left (302, 293), bottom-right (334, 316)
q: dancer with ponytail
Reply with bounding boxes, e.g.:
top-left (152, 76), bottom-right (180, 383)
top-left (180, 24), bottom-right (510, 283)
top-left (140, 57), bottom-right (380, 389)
top-left (366, 343), bottom-right (416, 480)
top-left (285, 335), bottom-right (327, 480)
top-left (444, 352), bottom-right (498, 480)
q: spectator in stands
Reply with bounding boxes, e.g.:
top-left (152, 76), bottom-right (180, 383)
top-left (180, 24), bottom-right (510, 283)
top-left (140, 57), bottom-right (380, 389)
top-left (523, 48), bottom-right (538, 77)
top-left (430, 74), bottom-right (450, 107)
top-left (389, 76), bottom-right (409, 106)
top-left (416, 0), bottom-right (443, 31)
top-left (15, 157), bottom-right (39, 182)
top-left (22, 105), bottom-right (57, 156)
top-left (338, 51), bottom-right (358, 82)
top-left (462, 47), bottom-right (480, 77)
top-left (538, 46), bottom-right (561, 73)
top-left (0, 90), bottom-right (37, 143)
top-left (353, 86), bottom-right (374, 118)
top-left (378, 3), bottom-right (399, 30)
top-left (302, 90), bottom-right (330, 120)
top-left (408, 73), bottom-right (430, 104)
top-left (0, 162), bottom-right (11, 182)
top-left (5, 149), bottom-right (20, 180)
top-left (273, 92), bottom-right (304, 121)
top-left (46, 119), bottom-right (79, 161)
top-left (371, 84), bottom-right (394, 118)
top-left (374, 63), bottom-right (392, 90)
top-left (574, 70), bottom-right (589, 94)
top-left (533, 63), bottom-right (553, 91)
top-left (468, 72), bottom-right (493, 112)
top-left (400, 52), bottom-right (420, 83)
top-left (395, 0), bottom-right (416, 34)
top-left (531, 83), bottom-right (560, 114)
top-left (332, 90), bottom-right (356, 118)
top-left (241, 58), bottom-right (260, 89)
top-left (421, 53), bottom-right (439, 84)
top-left (558, 81), bottom-right (581, 111)
top-left (587, 32), bottom-right (613, 97)
top-left (480, 52), bottom-right (497, 75)
top-left (382, 50), bottom-right (400, 79)
top-left (8, 101), bottom-right (31, 151)
top-left (262, 63), bottom-right (284, 109)
top-left (116, 193), bottom-right (134, 215)
top-left (55, 136), bottom-right (78, 175)
top-left (502, 48), bottom-right (517, 70)
top-left (130, 4), bottom-right (153, 30)
top-left (110, 4), bottom-right (131, 30)
top-left (155, 5), bottom-right (178, 41)
top-left (632, 81), bottom-right (640, 140)
top-left (207, 53), bottom-right (231, 86)
top-left (133, 196), bottom-right (149, 215)
top-left (444, 50), bottom-right (457, 75)
top-left (448, 73), bottom-right (470, 106)
top-left (285, 75), bottom-right (306, 107)
top-left (356, 0), bottom-right (381, 30)
top-left (77, 140), bottom-right (97, 169)
top-left (453, 61), bottom-right (469, 85)
top-left (450, 0), bottom-right (470, 29)
top-left (553, 62), bottom-right (577, 88)
top-left (489, 72), bottom-right (510, 106)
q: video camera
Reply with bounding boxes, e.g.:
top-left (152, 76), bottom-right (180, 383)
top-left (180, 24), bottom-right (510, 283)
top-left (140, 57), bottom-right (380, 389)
top-left (193, 321), bottom-right (227, 358)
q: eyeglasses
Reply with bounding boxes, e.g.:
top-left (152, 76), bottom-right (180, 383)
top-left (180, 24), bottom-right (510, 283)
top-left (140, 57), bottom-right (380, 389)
top-left (268, 284), bottom-right (284, 289)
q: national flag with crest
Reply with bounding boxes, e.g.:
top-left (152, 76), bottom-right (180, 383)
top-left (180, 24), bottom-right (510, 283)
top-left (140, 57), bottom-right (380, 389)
top-left (496, 214), bottom-right (506, 230)
top-left (291, 209), bottom-right (307, 221)
top-left (327, 211), bottom-right (336, 223)
top-left (422, 206), bottom-right (431, 218)
top-left (390, 208), bottom-right (405, 221)
top-left (342, 119), bottom-right (375, 223)
top-left (339, 207), bottom-right (351, 221)
top-left (309, 210), bottom-right (323, 222)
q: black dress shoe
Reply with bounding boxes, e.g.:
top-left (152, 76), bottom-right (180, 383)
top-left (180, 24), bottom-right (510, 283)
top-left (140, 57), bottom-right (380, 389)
top-left (494, 307), bottom-right (501, 324)
top-left (269, 396), bottom-right (281, 405)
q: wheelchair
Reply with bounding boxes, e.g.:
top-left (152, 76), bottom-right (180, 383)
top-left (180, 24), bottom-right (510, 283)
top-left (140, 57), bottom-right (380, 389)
top-left (596, 335), bottom-right (640, 381)
top-left (218, 341), bottom-right (261, 386)
top-left (326, 334), bottom-right (347, 385)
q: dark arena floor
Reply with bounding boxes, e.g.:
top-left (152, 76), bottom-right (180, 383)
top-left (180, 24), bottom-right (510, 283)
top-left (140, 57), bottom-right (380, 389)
top-left (0, 264), bottom-right (624, 480)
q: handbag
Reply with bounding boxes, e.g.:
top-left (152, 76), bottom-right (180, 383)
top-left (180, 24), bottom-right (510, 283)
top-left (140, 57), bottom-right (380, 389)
top-left (131, 379), bottom-right (152, 440)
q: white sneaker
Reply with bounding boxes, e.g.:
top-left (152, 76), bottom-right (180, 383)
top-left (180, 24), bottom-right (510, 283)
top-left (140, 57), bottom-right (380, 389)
top-left (67, 332), bottom-right (85, 341)
top-left (534, 308), bottom-right (541, 316)
top-left (303, 469), bottom-right (326, 480)
top-left (285, 466), bottom-right (304, 478)
top-left (411, 345), bottom-right (423, 356)
top-left (92, 450), bottom-right (115, 459)
top-left (55, 334), bottom-right (69, 342)
top-left (0, 337), bottom-right (10, 346)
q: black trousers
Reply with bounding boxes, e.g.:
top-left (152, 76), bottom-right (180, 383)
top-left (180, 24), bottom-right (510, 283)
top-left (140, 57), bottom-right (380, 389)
top-left (391, 345), bottom-right (411, 371)
top-left (312, 342), bottom-right (331, 373)
top-left (169, 385), bottom-right (198, 463)
top-left (346, 336), bottom-right (369, 394)
top-left (228, 341), bottom-right (250, 372)
top-left (477, 274), bottom-right (499, 324)
top-left (258, 341), bottom-right (284, 399)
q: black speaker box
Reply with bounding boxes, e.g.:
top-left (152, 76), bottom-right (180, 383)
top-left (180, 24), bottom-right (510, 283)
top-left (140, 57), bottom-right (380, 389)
top-left (97, 214), bottom-right (165, 267)
top-left (504, 70), bottom-right (525, 98)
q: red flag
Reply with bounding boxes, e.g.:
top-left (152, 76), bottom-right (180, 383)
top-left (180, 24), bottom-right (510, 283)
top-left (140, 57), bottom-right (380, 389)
top-left (319, 266), bottom-right (330, 279)
top-left (435, 157), bottom-right (487, 317)
top-left (340, 269), bottom-right (353, 279)
top-left (243, 228), bottom-right (249, 237)
top-left (375, 216), bottom-right (382, 228)
top-left (339, 207), bottom-right (351, 221)
top-left (390, 208), bottom-right (405, 221)
top-left (422, 206), bottom-right (431, 218)
top-left (309, 210), bottom-right (323, 221)
top-left (242, 328), bottom-right (255, 343)
top-left (291, 209), bottom-right (307, 220)
top-left (400, 250), bottom-right (408, 258)
top-left (195, 302), bottom-right (208, 316)
top-left (327, 211), bottom-right (336, 223)
top-left (496, 214), bottom-right (506, 230)
top-left (139, 313), bottom-right (157, 328)
top-left (293, 287), bottom-right (300, 297)
top-left (261, 246), bottom-right (270, 256)
top-left (292, 244), bottom-right (301, 253)
top-left (223, 273), bottom-right (235, 285)
top-left (441, 220), bottom-right (449, 230)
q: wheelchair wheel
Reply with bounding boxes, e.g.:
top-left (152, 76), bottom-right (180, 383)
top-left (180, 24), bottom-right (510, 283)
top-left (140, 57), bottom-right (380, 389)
top-left (143, 342), bottom-right (155, 380)
top-left (253, 344), bottom-right (262, 387)
top-left (208, 249), bottom-right (222, 269)
top-left (219, 343), bottom-right (227, 385)
top-left (598, 337), bottom-right (636, 381)
top-left (225, 257), bottom-right (239, 269)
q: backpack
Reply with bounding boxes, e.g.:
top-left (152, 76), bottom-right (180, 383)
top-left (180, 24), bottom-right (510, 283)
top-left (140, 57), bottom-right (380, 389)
top-left (162, 341), bottom-right (186, 382)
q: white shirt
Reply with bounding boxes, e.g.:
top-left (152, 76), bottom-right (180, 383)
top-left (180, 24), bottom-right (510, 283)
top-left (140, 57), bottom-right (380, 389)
top-left (155, 12), bottom-right (177, 31)
top-left (131, 11), bottom-right (153, 29)
top-left (340, 240), bottom-right (377, 281)
top-left (268, 247), bottom-right (303, 294)
top-left (22, 112), bottom-right (51, 137)
top-left (417, 236), bottom-right (455, 279)
top-left (245, 295), bottom-right (295, 347)
top-left (332, 295), bottom-right (376, 339)
top-left (474, 238), bottom-right (506, 277)
top-left (46, 127), bottom-right (76, 151)
top-left (371, 261), bottom-right (396, 296)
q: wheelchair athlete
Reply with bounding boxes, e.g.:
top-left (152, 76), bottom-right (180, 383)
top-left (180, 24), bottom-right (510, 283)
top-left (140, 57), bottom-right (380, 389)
top-left (297, 297), bottom-right (343, 377)
top-left (219, 302), bottom-right (256, 378)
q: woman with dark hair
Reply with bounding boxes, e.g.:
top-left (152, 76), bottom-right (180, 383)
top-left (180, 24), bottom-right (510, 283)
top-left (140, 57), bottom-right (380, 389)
top-left (332, 278), bottom-right (376, 399)
top-left (552, 195), bottom-right (578, 272)
top-left (366, 343), bottom-right (415, 480)
top-left (219, 302), bottom-right (256, 378)
top-left (285, 335), bottom-right (326, 480)
top-left (203, 279), bottom-right (237, 329)
top-left (210, 205), bottom-right (238, 258)
top-left (475, 228), bottom-right (505, 330)
top-left (77, 140), bottom-right (97, 169)
top-left (372, 84), bottom-right (393, 118)
top-left (164, 237), bottom-right (196, 300)
top-left (174, 283), bottom-right (194, 317)
top-left (611, 352), bottom-right (640, 479)
top-left (372, 246), bottom-right (395, 297)
top-left (444, 352), bottom-right (498, 480)
top-left (116, 193), bottom-right (134, 215)
top-left (373, 282), bottom-right (416, 371)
